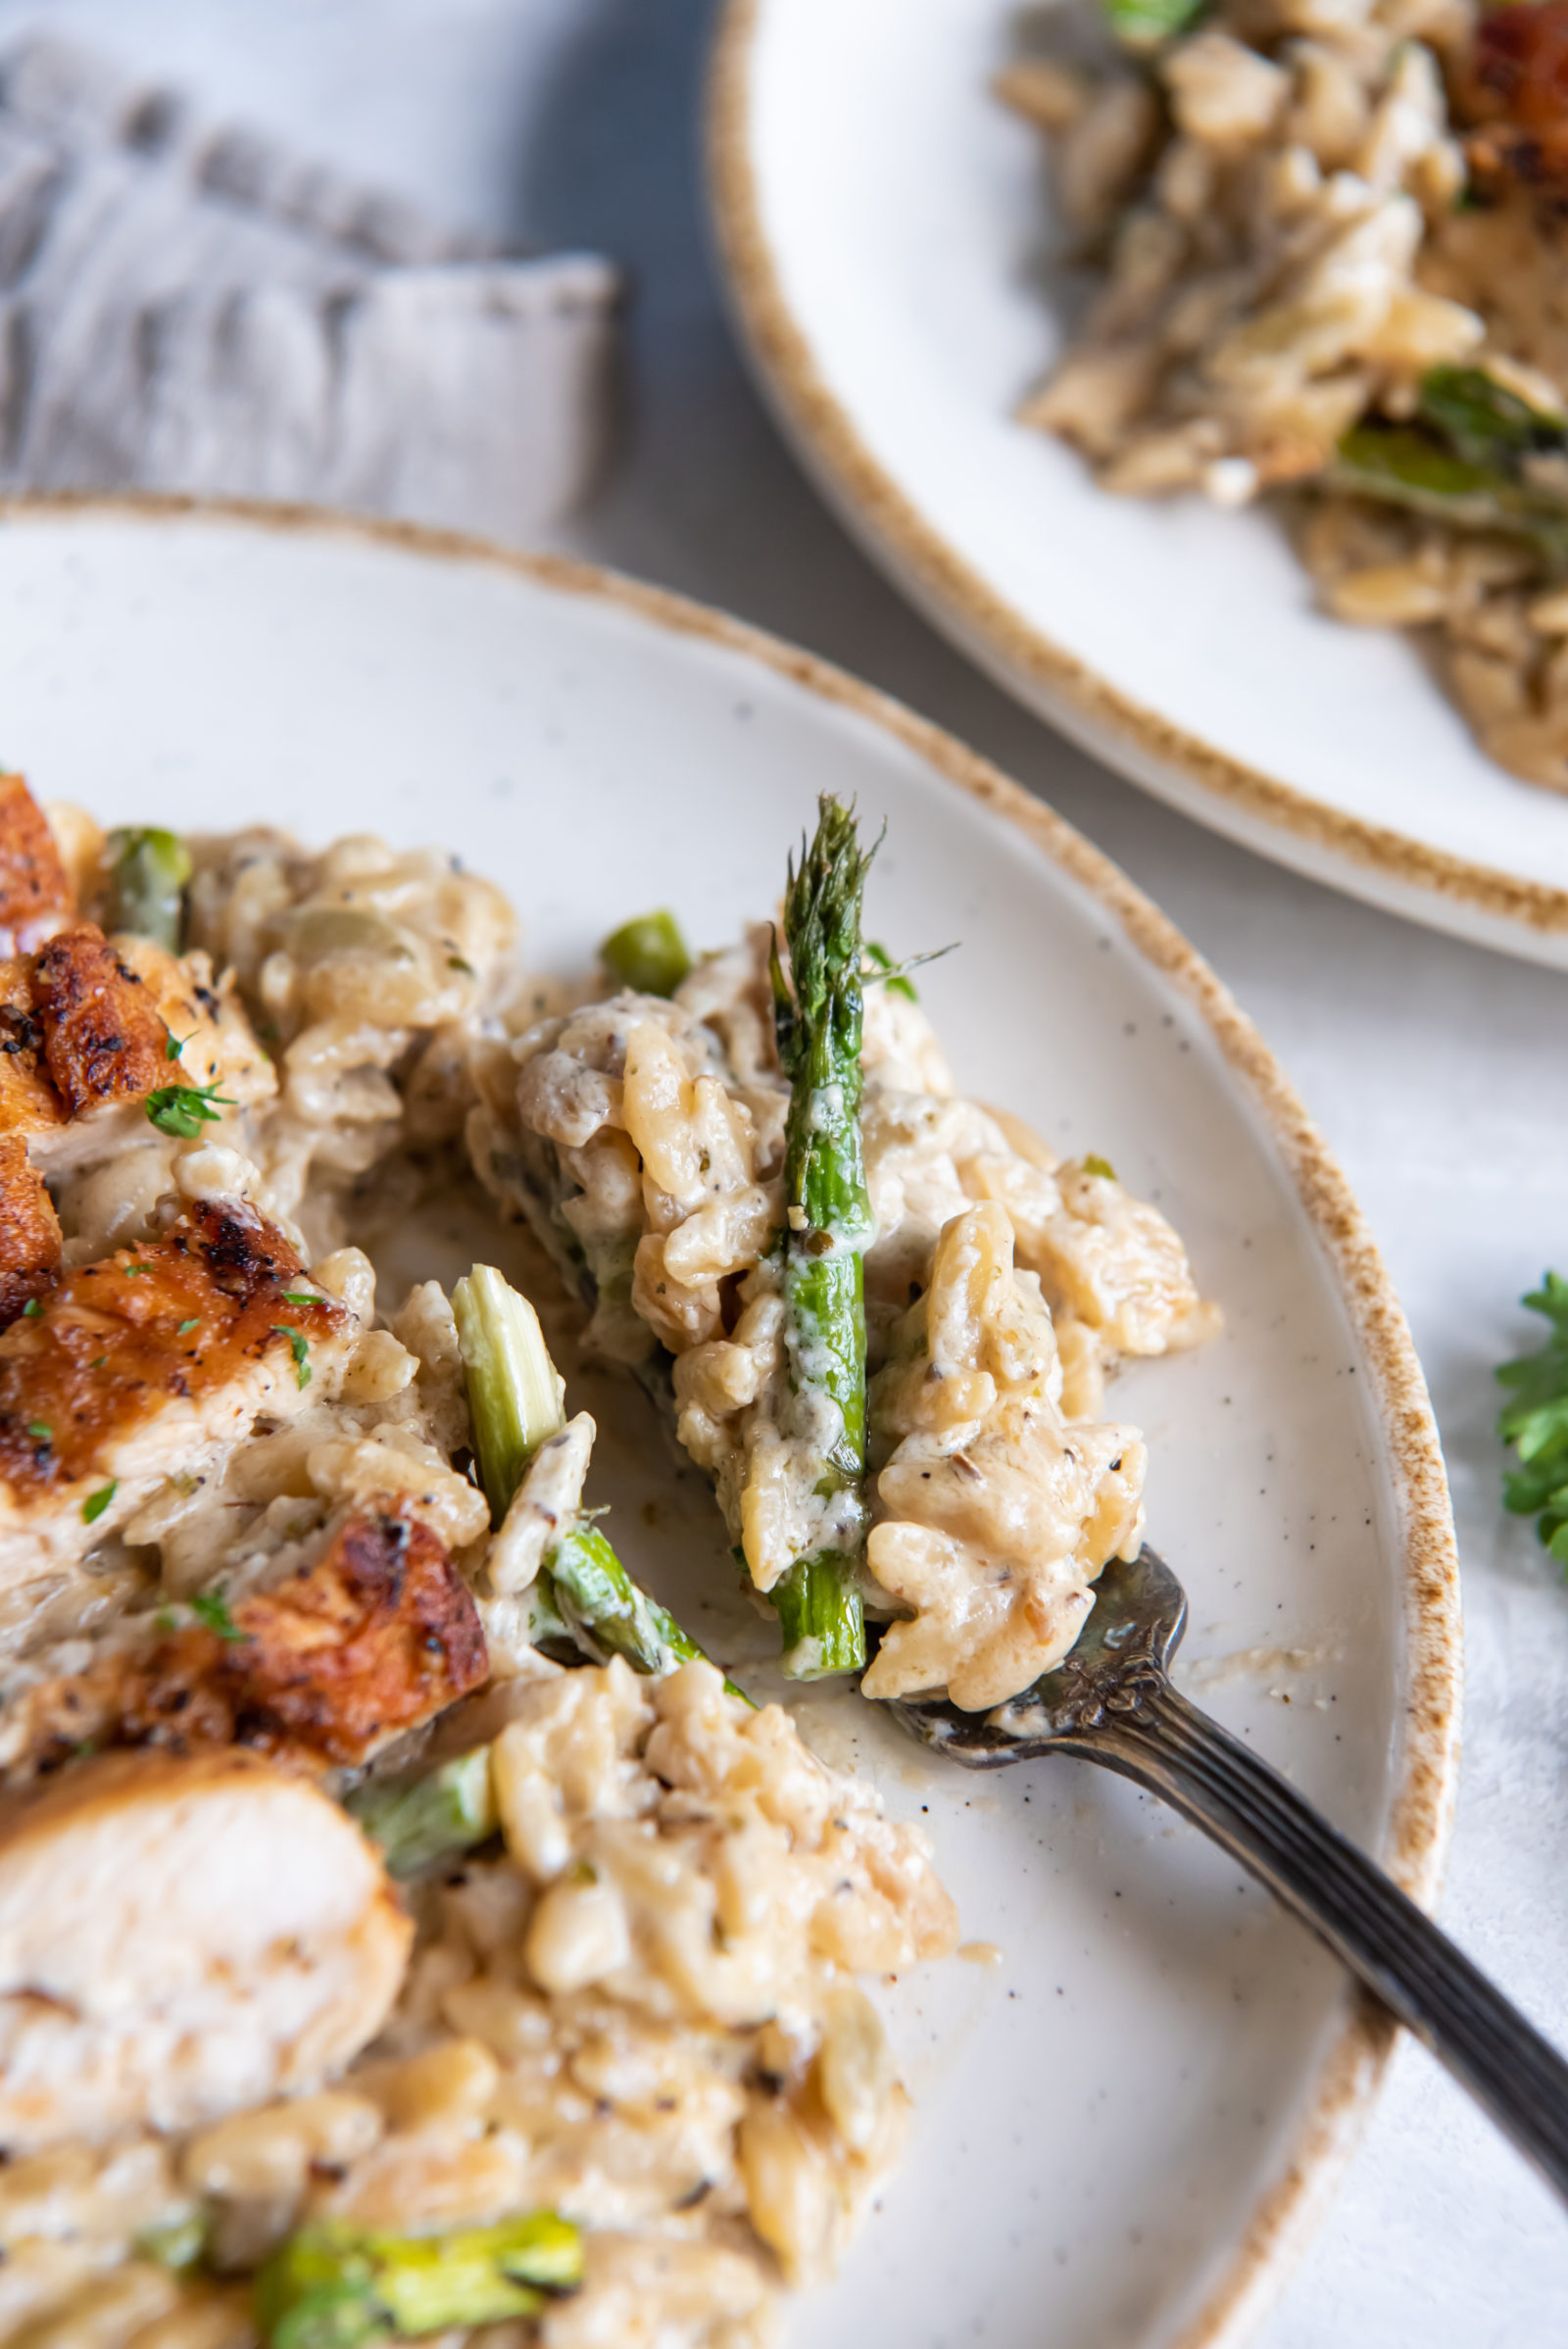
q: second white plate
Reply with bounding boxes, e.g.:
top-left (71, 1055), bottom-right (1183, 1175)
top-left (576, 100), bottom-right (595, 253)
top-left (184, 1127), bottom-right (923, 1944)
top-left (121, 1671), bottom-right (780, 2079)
top-left (710, 0), bottom-right (1568, 964)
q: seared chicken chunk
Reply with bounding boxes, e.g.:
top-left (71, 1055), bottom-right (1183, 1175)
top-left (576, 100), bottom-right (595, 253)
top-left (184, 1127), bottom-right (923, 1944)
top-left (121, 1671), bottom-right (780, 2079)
top-left (0, 1136), bottom-right (61, 1324)
top-left (1, 1501), bottom-right (488, 1776)
top-left (0, 1746), bottom-right (411, 2150)
top-left (0, 778), bottom-right (277, 1326)
top-left (0, 1197), bottom-right (358, 1602)
top-left (0, 917), bottom-right (273, 1328)
top-left (0, 928), bottom-right (273, 1171)
top-left (0, 773), bottom-right (75, 957)
top-left (28, 921), bottom-right (171, 1116)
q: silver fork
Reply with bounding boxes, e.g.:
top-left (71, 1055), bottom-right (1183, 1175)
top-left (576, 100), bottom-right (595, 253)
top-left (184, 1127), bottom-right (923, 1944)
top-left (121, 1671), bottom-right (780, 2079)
top-left (888, 1548), bottom-right (1568, 2205)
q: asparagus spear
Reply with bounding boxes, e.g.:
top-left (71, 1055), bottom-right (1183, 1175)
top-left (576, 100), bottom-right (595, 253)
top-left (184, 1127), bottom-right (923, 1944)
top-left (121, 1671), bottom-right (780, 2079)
top-left (102, 826), bottom-right (192, 952)
top-left (600, 907), bottom-right (692, 996)
top-left (254, 2212), bottom-right (581, 2345)
top-left (766, 798), bottom-right (875, 1681)
top-left (451, 1264), bottom-right (733, 1684)
top-left (346, 1749), bottom-right (498, 1880)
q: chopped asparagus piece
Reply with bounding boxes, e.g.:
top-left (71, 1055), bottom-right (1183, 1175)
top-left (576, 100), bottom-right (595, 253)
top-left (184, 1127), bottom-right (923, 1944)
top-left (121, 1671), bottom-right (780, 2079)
top-left (1332, 366), bottom-right (1568, 567)
top-left (453, 1264), bottom-right (741, 1690)
top-left (601, 908), bottom-right (692, 996)
top-left (767, 797), bottom-right (874, 1680)
top-left (1421, 365), bottom-right (1568, 466)
top-left (527, 1569), bottom-right (573, 1649)
top-left (254, 2212), bottom-right (582, 2345)
top-left (348, 1749), bottom-right (498, 1880)
top-left (1103, 0), bottom-right (1206, 47)
top-left (102, 826), bottom-right (192, 952)
top-left (770, 1551), bottom-right (867, 1681)
top-left (451, 1266), bottom-right (565, 1527)
top-left (549, 1525), bottom-right (751, 1699)
top-left (135, 2212), bottom-right (208, 2273)
top-left (550, 1523), bottom-right (699, 1674)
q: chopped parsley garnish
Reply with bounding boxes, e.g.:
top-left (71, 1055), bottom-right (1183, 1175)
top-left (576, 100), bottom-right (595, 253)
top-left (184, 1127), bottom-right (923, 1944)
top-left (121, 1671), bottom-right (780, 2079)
top-left (82, 1483), bottom-right (117, 1524)
top-left (145, 1081), bottom-right (234, 1139)
top-left (177, 1317), bottom-right (200, 1335)
top-left (164, 1029), bottom-right (191, 1062)
top-left (271, 1324), bottom-right (312, 1389)
top-left (1083, 1154), bottom-right (1118, 1181)
top-left (25, 1422), bottom-right (49, 1442)
top-left (447, 954), bottom-right (475, 975)
top-left (280, 1290), bottom-right (318, 1308)
top-left (191, 1588), bottom-right (246, 1643)
top-left (1499, 1273), bottom-right (1568, 1563)
top-left (21, 1298), bottom-right (41, 1318)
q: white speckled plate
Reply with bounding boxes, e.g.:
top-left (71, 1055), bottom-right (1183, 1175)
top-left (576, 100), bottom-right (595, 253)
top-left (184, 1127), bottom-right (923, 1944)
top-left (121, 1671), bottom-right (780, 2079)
top-left (710, 0), bottom-right (1568, 966)
top-left (0, 498), bottom-right (1457, 2349)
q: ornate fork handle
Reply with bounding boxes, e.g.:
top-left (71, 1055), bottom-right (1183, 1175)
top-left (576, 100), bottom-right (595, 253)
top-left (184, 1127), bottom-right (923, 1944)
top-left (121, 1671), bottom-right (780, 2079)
top-left (1060, 1676), bottom-right (1568, 2202)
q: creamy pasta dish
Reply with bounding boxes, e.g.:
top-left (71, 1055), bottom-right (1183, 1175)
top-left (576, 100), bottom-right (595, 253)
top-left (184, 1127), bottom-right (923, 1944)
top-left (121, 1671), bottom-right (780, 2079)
top-left (1004, 0), bottom-right (1568, 789)
top-left (0, 779), bottom-right (1215, 2346)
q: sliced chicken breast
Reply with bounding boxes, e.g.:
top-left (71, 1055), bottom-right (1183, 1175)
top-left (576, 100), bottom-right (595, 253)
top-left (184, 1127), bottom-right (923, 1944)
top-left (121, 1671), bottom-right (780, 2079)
top-left (0, 1500), bottom-right (489, 1776)
top-left (0, 1197), bottom-right (359, 1603)
top-left (0, 1746), bottom-right (412, 2150)
top-left (0, 773), bottom-right (75, 957)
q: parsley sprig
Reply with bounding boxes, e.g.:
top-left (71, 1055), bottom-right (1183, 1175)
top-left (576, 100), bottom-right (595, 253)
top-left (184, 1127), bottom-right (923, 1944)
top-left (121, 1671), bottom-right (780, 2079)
top-left (190, 1588), bottom-right (246, 1643)
top-left (1497, 1272), bottom-right (1568, 1562)
top-left (271, 1325), bottom-right (312, 1390)
top-left (145, 1081), bottom-right (235, 1140)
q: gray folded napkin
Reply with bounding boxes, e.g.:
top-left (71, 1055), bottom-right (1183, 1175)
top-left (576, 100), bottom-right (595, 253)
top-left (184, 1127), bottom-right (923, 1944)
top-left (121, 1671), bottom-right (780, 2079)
top-left (0, 33), bottom-right (622, 538)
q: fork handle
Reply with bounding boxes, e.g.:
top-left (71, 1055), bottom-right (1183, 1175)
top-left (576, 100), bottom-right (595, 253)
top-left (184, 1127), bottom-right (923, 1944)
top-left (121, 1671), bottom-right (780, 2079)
top-left (1062, 1679), bottom-right (1568, 2203)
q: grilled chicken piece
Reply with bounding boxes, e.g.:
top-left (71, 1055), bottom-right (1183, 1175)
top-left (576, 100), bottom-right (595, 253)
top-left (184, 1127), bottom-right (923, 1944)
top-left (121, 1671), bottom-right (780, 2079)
top-left (0, 1137), bottom-right (60, 1324)
top-left (29, 921), bottom-right (170, 1116)
top-left (0, 1198), bottom-right (358, 1602)
top-left (1463, 2), bottom-right (1568, 193)
top-left (0, 1746), bottom-right (412, 2150)
top-left (0, 774), bottom-right (74, 957)
top-left (5, 1503), bottom-right (489, 1776)
top-left (0, 877), bottom-right (274, 1327)
top-left (0, 774), bottom-right (275, 1327)
top-left (0, 928), bottom-right (272, 1169)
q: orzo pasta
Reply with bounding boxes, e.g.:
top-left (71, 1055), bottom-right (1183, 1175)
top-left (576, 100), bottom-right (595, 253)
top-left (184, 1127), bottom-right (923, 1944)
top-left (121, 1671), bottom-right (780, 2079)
top-left (1004, 0), bottom-right (1568, 788)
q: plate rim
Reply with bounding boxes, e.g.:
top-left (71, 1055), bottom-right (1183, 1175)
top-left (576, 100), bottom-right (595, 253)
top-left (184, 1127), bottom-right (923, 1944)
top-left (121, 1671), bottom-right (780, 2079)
top-left (704, 0), bottom-right (1568, 957)
top-left (0, 486), bottom-right (1464, 2347)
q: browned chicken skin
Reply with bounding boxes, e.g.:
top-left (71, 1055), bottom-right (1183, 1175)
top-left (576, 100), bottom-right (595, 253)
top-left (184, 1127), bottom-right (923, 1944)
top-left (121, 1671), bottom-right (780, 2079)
top-left (0, 1197), bottom-right (351, 1497)
top-left (28, 920), bottom-right (172, 1116)
top-left (0, 777), bottom-right (277, 1331)
top-left (0, 1136), bottom-right (61, 1324)
top-left (0, 772), bottom-right (75, 956)
top-left (10, 1503), bottom-right (488, 1776)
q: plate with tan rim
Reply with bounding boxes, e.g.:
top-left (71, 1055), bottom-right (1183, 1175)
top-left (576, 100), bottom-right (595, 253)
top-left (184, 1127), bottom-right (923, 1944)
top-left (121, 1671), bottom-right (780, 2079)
top-left (0, 496), bottom-right (1457, 2349)
top-left (709, 0), bottom-right (1568, 967)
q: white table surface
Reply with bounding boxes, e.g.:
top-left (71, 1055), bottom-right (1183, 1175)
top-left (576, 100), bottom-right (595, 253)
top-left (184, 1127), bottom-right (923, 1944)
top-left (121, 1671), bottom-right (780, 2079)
top-left (7, 0), bottom-right (1566, 2333)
